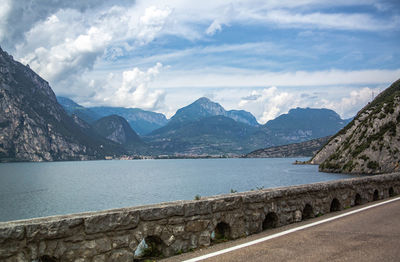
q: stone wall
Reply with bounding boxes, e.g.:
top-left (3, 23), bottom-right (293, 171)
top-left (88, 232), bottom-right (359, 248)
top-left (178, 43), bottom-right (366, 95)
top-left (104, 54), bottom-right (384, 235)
top-left (1, 173), bottom-right (399, 262)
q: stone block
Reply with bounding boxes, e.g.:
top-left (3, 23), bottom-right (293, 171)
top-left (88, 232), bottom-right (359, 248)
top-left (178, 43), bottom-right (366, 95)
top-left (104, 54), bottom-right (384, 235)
top-left (212, 196), bottom-right (242, 212)
top-left (92, 254), bottom-right (107, 262)
top-left (168, 216), bottom-right (185, 225)
top-left (0, 225), bottom-right (25, 242)
top-left (198, 231), bottom-right (211, 247)
top-left (111, 234), bottom-right (129, 249)
top-left (84, 211), bottom-right (139, 234)
top-left (140, 204), bottom-right (184, 221)
top-left (184, 201), bottom-right (212, 216)
top-left (185, 220), bottom-right (209, 232)
top-left (85, 211), bottom-right (139, 234)
top-left (168, 225), bottom-right (185, 235)
top-left (247, 202), bottom-right (265, 210)
top-left (242, 192), bottom-right (266, 203)
top-left (293, 210), bottom-right (302, 222)
top-left (109, 249), bottom-right (133, 262)
top-left (0, 240), bottom-right (21, 258)
top-left (94, 238), bottom-right (112, 253)
top-left (189, 234), bottom-right (198, 248)
top-left (26, 217), bottom-right (83, 240)
top-left (163, 234), bottom-right (176, 247)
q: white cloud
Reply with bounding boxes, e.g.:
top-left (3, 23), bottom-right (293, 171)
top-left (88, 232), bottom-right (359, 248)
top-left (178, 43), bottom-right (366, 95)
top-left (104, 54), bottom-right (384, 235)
top-left (154, 68), bottom-right (400, 88)
top-left (263, 10), bottom-right (398, 31)
top-left (14, 4), bottom-right (172, 86)
top-left (320, 87), bottom-right (384, 118)
top-left (206, 20), bottom-right (223, 35)
top-left (0, 0), bottom-right (12, 41)
top-left (1, 0), bottom-right (398, 120)
top-left (93, 63), bottom-right (166, 110)
top-left (237, 85), bottom-right (385, 124)
top-left (238, 87), bottom-right (297, 123)
top-left (19, 24), bottom-right (112, 83)
top-left (137, 6), bottom-right (172, 45)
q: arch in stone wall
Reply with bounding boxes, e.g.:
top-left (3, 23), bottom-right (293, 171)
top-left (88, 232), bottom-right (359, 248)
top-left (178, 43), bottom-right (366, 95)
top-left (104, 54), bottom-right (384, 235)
top-left (354, 193), bottom-right (362, 206)
top-left (135, 235), bottom-right (167, 259)
top-left (389, 187), bottom-right (395, 197)
top-left (263, 212), bottom-right (278, 230)
top-left (373, 190), bottom-right (379, 201)
top-left (302, 204), bottom-right (314, 220)
top-left (38, 255), bottom-right (57, 262)
top-left (212, 221), bottom-right (231, 243)
top-left (330, 198), bottom-right (341, 212)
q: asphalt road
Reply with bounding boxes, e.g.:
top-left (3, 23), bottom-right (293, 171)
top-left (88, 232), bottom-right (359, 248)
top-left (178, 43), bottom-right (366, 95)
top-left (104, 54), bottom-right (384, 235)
top-left (162, 197), bottom-right (400, 262)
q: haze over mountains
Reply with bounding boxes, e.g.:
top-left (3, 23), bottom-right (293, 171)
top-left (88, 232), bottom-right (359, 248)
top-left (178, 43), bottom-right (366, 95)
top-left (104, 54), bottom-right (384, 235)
top-left (57, 97), bottom-right (168, 136)
top-left (0, 45), bottom-right (354, 161)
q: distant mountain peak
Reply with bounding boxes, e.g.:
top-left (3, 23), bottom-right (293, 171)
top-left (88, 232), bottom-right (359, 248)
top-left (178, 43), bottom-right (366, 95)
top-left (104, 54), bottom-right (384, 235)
top-left (195, 97), bottom-right (212, 103)
top-left (170, 97), bottom-right (259, 126)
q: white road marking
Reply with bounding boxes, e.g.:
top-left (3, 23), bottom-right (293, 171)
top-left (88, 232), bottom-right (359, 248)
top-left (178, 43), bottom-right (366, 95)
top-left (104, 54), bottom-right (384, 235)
top-left (183, 196), bottom-right (400, 262)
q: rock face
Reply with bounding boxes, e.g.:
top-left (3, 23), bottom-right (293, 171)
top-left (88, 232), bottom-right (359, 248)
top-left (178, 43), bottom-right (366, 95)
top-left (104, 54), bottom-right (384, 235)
top-left (0, 173), bottom-right (399, 261)
top-left (0, 46), bottom-right (121, 162)
top-left (93, 115), bottom-right (143, 146)
top-left (245, 136), bottom-right (330, 158)
top-left (227, 110), bottom-right (260, 127)
top-left (311, 79), bottom-right (400, 174)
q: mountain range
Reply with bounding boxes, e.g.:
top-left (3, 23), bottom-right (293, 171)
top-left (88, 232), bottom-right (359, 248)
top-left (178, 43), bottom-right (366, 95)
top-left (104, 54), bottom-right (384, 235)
top-left (57, 97), bottom-right (167, 135)
top-left (56, 95), bottom-right (351, 155)
top-left (0, 46), bottom-right (353, 161)
top-left (144, 98), bottom-right (350, 155)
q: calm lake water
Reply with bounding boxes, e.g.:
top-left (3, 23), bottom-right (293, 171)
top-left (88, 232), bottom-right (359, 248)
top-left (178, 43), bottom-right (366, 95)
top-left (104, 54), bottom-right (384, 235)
top-left (0, 158), bottom-right (357, 222)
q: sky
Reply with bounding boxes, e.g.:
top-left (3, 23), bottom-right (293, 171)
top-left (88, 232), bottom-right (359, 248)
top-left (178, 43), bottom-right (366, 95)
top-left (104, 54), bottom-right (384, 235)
top-left (1, 0), bottom-right (399, 123)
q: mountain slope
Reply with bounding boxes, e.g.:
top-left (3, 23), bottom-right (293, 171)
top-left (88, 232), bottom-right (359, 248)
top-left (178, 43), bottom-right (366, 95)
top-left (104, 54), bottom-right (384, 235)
top-left (311, 79), bottom-right (400, 174)
top-left (88, 107), bottom-right (168, 136)
top-left (227, 110), bottom-right (259, 126)
top-left (169, 97), bottom-right (259, 126)
top-left (57, 96), bottom-right (100, 123)
top-left (0, 46), bottom-right (123, 162)
top-left (93, 115), bottom-right (143, 147)
top-left (264, 107), bottom-right (350, 143)
top-left (245, 136), bottom-right (330, 158)
top-left (146, 115), bottom-right (262, 155)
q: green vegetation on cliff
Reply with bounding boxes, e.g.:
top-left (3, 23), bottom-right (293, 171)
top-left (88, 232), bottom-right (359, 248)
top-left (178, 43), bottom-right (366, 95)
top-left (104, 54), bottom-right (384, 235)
top-left (312, 79), bottom-right (400, 174)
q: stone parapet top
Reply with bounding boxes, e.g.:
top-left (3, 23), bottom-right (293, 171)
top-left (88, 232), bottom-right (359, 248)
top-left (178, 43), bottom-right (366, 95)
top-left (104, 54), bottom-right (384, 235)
top-left (1, 172), bottom-right (398, 227)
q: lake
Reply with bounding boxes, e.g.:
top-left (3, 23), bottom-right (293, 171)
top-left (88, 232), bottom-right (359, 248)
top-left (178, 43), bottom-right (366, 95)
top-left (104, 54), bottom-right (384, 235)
top-left (0, 158), bottom-right (357, 222)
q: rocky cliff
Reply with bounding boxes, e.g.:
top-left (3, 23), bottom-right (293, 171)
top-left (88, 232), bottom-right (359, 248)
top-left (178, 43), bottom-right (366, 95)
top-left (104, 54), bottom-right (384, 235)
top-left (93, 115), bottom-right (143, 146)
top-left (311, 79), bottom-right (400, 174)
top-left (0, 46), bottom-right (121, 162)
top-left (246, 136), bottom-right (330, 158)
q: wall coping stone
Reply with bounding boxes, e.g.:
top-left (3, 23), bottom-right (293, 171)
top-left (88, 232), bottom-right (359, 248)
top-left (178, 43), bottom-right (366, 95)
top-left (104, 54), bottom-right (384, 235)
top-left (1, 173), bottom-right (398, 228)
